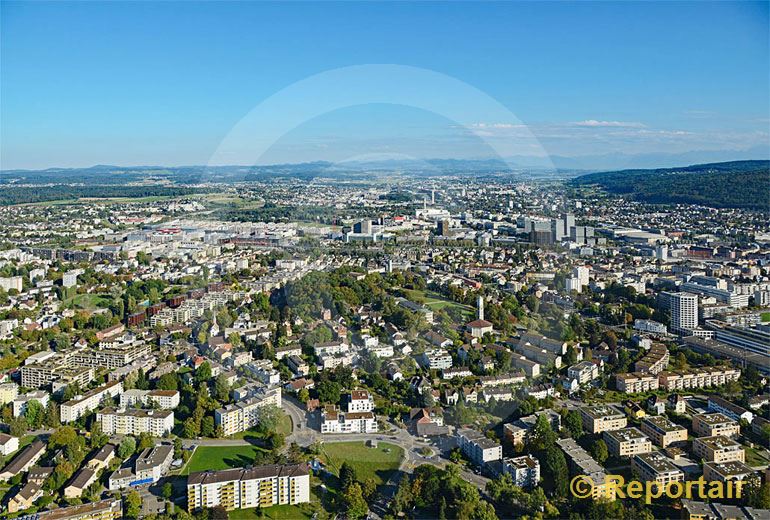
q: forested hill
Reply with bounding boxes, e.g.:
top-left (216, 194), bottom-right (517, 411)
top-left (572, 160), bottom-right (769, 210)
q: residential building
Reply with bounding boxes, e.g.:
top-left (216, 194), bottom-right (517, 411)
top-left (667, 292), bottom-right (699, 334)
top-left (634, 343), bottom-right (670, 374)
top-left (60, 381), bottom-right (123, 423)
top-left (418, 349), bottom-right (453, 370)
top-left (35, 499), bottom-right (122, 520)
top-left (12, 390), bottom-right (50, 418)
top-left (641, 416), bottom-right (688, 448)
top-left (692, 413), bottom-right (740, 438)
top-left (320, 408), bottom-right (377, 434)
top-left (456, 428), bottom-right (502, 465)
top-left (64, 468), bottom-right (99, 498)
top-left (0, 382), bottom-right (18, 405)
top-left (632, 452), bottom-right (685, 484)
top-left (615, 372), bottom-right (659, 393)
top-left (502, 455), bottom-right (540, 489)
top-left (693, 436), bottom-right (745, 463)
top-left (215, 387), bottom-right (282, 436)
top-left (119, 389), bottom-right (180, 410)
top-left (702, 461), bottom-right (756, 483)
top-left (0, 434), bottom-right (19, 456)
top-left (707, 396), bottom-right (754, 423)
top-left (345, 390), bottom-right (374, 412)
top-left (186, 464), bottom-right (310, 512)
top-left (7, 482), bottom-right (43, 513)
top-left (556, 438), bottom-right (616, 501)
top-left (580, 405), bottom-right (627, 434)
top-left (97, 408), bottom-right (174, 436)
top-left (108, 445), bottom-right (174, 490)
top-left (658, 368), bottom-right (741, 391)
top-left (567, 361), bottom-right (599, 385)
top-left (603, 428), bottom-right (653, 457)
top-left (0, 440), bottom-right (46, 481)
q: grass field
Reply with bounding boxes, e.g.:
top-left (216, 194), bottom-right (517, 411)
top-left (745, 446), bottom-right (770, 467)
top-left (181, 445), bottom-right (269, 475)
top-left (231, 414), bottom-right (292, 440)
top-left (403, 289), bottom-right (475, 319)
top-left (761, 312), bottom-right (770, 322)
top-left (231, 503), bottom-right (315, 519)
top-left (64, 293), bottom-right (113, 310)
top-left (319, 441), bottom-right (404, 486)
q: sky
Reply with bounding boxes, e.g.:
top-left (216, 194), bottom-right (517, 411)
top-left (1, 1), bottom-right (768, 170)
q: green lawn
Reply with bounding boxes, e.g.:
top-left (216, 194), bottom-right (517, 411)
top-left (230, 503), bottom-right (315, 519)
top-left (761, 312), bottom-right (770, 322)
top-left (319, 441), bottom-right (404, 486)
top-left (403, 289), bottom-right (475, 319)
top-left (65, 293), bottom-right (113, 310)
top-left (745, 446), bottom-right (770, 467)
top-left (181, 445), bottom-right (269, 475)
top-left (231, 414), bottom-right (292, 440)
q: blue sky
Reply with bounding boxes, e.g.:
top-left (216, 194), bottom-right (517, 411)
top-left (1, 1), bottom-right (768, 169)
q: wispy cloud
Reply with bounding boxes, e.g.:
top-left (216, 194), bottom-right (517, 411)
top-left (570, 119), bottom-right (646, 128)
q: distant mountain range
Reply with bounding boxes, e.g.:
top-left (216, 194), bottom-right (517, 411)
top-left (572, 160), bottom-right (770, 210)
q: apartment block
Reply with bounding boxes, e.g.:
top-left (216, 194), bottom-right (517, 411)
top-left (502, 455), bottom-right (540, 489)
top-left (120, 389), bottom-right (180, 410)
top-left (641, 416), bottom-right (688, 448)
top-left (567, 361), bottom-right (599, 385)
top-left (603, 428), bottom-right (653, 457)
top-left (633, 343), bottom-right (670, 374)
top-left (657, 368), bottom-right (741, 391)
top-left (186, 464), bottom-right (310, 512)
top-left (320, 408), bottom-right (377, 434)
top-left (97, 408), bottom-right (174, 436)
top-left (60, 381), bottom-right (123, 423)
top-left (215, 387), bottom-right (282, 436)
top-left (345, 390), bottom-right (374, 412)
top-left (580, 405), bottom-right (627, 434)
top-left (632, 452), bottom-right (685, 485)
top-left (702, 461), bottom-right (756, 484)
top-left (692, 413), bottom-right (740, 438)
top-left (615, 372), bottom-right (659, 393)
top-left (456, 428), bottom-right (502, 465)
top-left (692, 436), bottom-right (745, 463)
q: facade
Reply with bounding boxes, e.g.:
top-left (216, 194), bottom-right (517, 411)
top-left (346, 390), bottom-right (374, 412)
top-left (580, 405), bottom-right (627, 434)
top-left (502, 455), bottom-right (540, 489)
top-left (186, 464), bottom-right (311, 512)
top-left (641, 416), bottom-right (688, 448)
top-left (702, 461), bottom-right (756, 483)
top-left (603, 428), bottom-right (653, 457)
top-left (97, 408), bottom-right (174, 436)
top-left (456, 428), bottom-right (502, 465)
top-left (693, 436), bottom-right (745, 463)
top-left (61, 381), bottom-right (123, 423)
top-left (707, 396), bottom-right (754, 423)
top-left (692, 413), bottom-right (740, 438)
top-left (0, 382), bottom-right (18, 405)
top-left (633, 343), bottom-right (670, 374)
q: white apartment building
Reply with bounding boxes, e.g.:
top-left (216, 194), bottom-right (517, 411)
top-left (12, 390), bottom-right (49, 418)
top-left (567, 361), bottom-right (599, 385)
top-left (187, 464), bottom-right (310, 512)
top-left (97, 408), bottom-right (174, 436)
top-left (120, 389), bottom-right (180, 410)
top-left (457, 428), bottom-right (503, 465)
top-left (418, 349), bottom-right (453, 370)
top-left (615, 372), bottom-right (660, 393)
top-left (502, 455), bottom-right (540, 489)
top-left (320, 409), bottom-right (377, 434)
top-left (60, 381), bottom-right (124, 423)
top-left (667, 292), bottom-right (699, 334)
top-left (657, 367), bottom-right (741, 391)
top-left (0, 383), bottom-right (19, 406)
top-left (108, 445), bottom-right (174, 490)
top-left (346, 390), bottom-right (374, 413)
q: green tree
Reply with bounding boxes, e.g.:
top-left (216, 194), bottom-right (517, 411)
top-left (341, 482), bottom-right (369, 520)
top-left (339, 461), bottom-right (358, 491)
top-left (542, 446), bottom-right (569, 497)
top-left (125, 490), bottom-right (142, 519)
top-left (196, 361), bottom-right (212, 384)
top-left (24, 399), bottom-right (44, 430)
top-left (118, 436), bottom-right (137, 459)
top-left (563, 409), bottom-right (584, 439)
top-left (137, 432), bottom-right (154, 452)
top-left (592, 439), bottom-right (609, 464)
top-left (157, 373), bottom-right (178, 391)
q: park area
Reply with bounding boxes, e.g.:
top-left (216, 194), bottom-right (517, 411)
top-left (180, 445), bottom-right (269, 475)
top-left (402, 289), bottom-right (475, 320)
